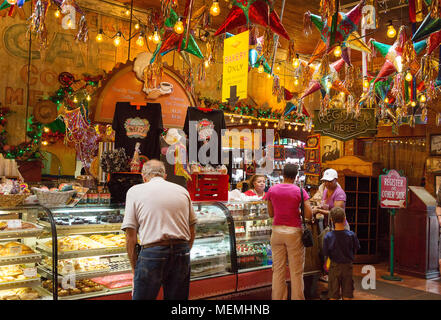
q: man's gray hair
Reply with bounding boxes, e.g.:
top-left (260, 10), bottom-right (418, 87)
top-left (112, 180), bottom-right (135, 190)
top-left (142, 160), bottom-right (166, 178)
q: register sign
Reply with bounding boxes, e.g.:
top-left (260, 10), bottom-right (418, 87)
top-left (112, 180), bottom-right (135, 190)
top-left (379, 170), bottom-right (408, 209)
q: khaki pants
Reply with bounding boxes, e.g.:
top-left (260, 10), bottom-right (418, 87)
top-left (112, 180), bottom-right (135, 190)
top-left (270, 227), bottom-right (305, 300)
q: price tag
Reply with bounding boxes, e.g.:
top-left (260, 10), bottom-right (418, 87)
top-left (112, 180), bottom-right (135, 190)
top-left (23, 267), bottom-right (37, 278)
top-left (7, 219), bottom-right (22, 229)
top-left (9, 246), bottom-right (22, 255)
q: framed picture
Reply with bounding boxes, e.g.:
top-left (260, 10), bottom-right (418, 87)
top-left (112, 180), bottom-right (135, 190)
top-left (306, 149), bottom-right (319, 162)
top-left (305, 135), bottom-right (320, 149)
top-left (430, 135), bottom-right (441, 156)
top-left (320, 136), bottom-right (344, 163)
top-left (426, 157), bottom-right (441, 173)
top-left (305, 162), bottom-right (320, 176)
top-left (305, 175), bottom-right (320, 186)
top-left (435, 175), bottom-right (441, 195)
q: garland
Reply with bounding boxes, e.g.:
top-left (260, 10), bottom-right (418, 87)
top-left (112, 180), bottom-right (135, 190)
top-left (0, 107), bottom-right (43, 161)
top-left (200, 97), bottom-right (307, 123)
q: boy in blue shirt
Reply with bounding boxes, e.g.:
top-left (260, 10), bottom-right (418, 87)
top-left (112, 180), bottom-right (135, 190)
top-left (323, 207), bottom-right (360, 300)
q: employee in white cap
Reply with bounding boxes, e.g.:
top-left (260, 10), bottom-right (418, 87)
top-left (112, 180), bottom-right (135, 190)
top-left (313, 168), bottom-right (349, 230)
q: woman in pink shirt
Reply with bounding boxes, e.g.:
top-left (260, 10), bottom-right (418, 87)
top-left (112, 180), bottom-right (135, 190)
top-left (264, 164), bottom-right (312, 300)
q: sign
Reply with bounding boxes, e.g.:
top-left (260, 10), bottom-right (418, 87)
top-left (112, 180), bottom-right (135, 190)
top-left (379, 169), bottom-right (408, 209)
top-left (94, 64), bottom-right (196, 128)
top-left (222, 31), bottom-right (249, 103)
top-left (313, 109), bottom-right (377, 141)
top-left (7, 219), bottom-right (22, 229)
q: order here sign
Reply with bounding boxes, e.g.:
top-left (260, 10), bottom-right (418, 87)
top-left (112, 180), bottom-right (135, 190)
top-left (379, 170), bottom-right (408, 209)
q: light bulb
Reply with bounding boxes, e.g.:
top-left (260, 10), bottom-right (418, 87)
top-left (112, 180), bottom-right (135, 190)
top-left (265, 122), bottom-right (269, 127)
top-left (54, 9), bottom-right (61, 18)
top-left (258, 121), bottom-right (261, 126)
top-left (288, 125), bottom-right (292, 130)
top-left (411, 101), bottom-right (416, 107)
top-left (204, 60), bottom-right (210, 68)
top-left (230, 116), bottom-right (234, 123)
top-left (42, 141), bottom-right (48, 146)
top-left (303, 125), bottom-right (306, 131)
top-left (276, 64), bottom-right (281, 72)
top-left (6, 0), bottom-right (17, 4)
top-left (96, 29), bottom-right (104, 42)
top-left (134, 23), bottom-right (140, 30)
top-left (274, 122), bottom-right (277, 128)
top-left (240, 117), bottom-right (243, 124)
top-left (136, 34), bottom-right (145, 47)
top-left (73, 96), bottom-right (78, 103)
top-left (333, 45), bottom-right (342, 58)
top-left (258, 62), bottom-right (264, 74)
top-left (293, 54), bottom-right (300, 69)
top-left (267, 73), bottom-right (272, 79)
top-left (124, 8), bottom-right (130, 16)
top-left (66, 19), bottom-right (72, 28)
top-left (340, 91), bottom-right (345, 98)
top-left (210, 0), bottom-right (220, 16)
top-left (248, 119), bottom-right (252, 125)
top-left (294, 76), bottom-right (299, 86)
top-left (174, 18), bottom-right (184, 34)
top-left (43, 127), bottom-right (50, 133)
top-left (86, 95), bottom-right (91, 101)
top-left (113, 32), bottom-right (122, 47)
top-left (384, 97), bottom-right (389, 104)
top-left (327, 80), bottom-right (332, 89)
top-left (295, 125), bottom-right (298, 131)
top-left (387, 21), bottom-right (396, 38)
top-left (152, 29), bottom-right (161, 44)
top-left (148, 34), bottom-right (153, 42)
top-left (419, 94), bottom-right (426, 103)
top-left (405, 72), bottom-right (413, 82)
top-left (363, 77), bottom-right (369, 88)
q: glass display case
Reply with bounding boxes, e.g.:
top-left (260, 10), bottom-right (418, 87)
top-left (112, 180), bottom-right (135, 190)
top-left (36, 205), bottom-right (129, 300)
top-left (0, 206), bottom-right (49, 300)
top-left (225, 201), bottom-right (273, 272)
top-left (191, 202), bottom-right (234, 278)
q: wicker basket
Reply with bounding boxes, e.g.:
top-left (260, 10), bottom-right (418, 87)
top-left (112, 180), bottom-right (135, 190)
top-left (32, 188), bottom-right (76, 207)
top-left (0, 194), bottom-right (29, 208)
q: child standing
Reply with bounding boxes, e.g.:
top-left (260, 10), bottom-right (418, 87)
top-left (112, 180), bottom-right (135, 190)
top-left (323, 207), bottom-right (360, 300)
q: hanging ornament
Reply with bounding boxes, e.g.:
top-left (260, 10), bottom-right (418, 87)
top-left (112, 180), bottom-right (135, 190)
top-left (436, 113), bottom-right (441, 126)
top-left (319, 0), bottom-right (336, 22)
top-left (409, 114), bottom-right (416, 128)
top-left (421, 106), bottom-right (428, 123)
top-left (430, 0), bottom-right (441, 19)
top-left (28, 0), bottom-right (50, 48)
top-left (362, 0), bottom-right (378, 30)
top-left (263, 27), bottom-right (273, 61)
top-left (75, 15), bottom-right (88, 43)
top-left (346, 95), bottom-right (355, 114)
top-left (287, 40), bottom-right (295, 63)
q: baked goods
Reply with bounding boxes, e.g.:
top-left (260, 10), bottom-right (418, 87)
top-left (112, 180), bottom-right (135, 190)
top-left (42, 279), bottom-right (104, 296)
top-left (42, 257), bottom-right (110, 273)
top-left (89, 234), bottom-right (125, 247)
top-left (0, 220), bottom-right (39, 231)
top-left (0, 265), bottom-right (36, 282)
top-left (0, 222), bottom-right (6, 230)
top-left (45, 235), bottom-right (105, 252)
top-left (0, 241), bottom-right (34, 256)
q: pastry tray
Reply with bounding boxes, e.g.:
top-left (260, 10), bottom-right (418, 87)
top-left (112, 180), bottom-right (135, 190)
top-left (38, 286), bottom-right (108, 300)
top-left (0, 222), bottom-right (43, 240)
top-left (38, 220), bottom-right (122, 235)
top-left (191, 252), bottom-right (228, 264)
top-left (0, 253), bottom-right (42, 267)
top-left (36, 240), bottom-right (126, 259)
top-left (0, 277), bottom-right (40, 291)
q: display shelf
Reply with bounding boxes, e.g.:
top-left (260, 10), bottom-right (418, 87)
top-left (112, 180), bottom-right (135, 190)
top-left (192, 253), bottom-right (228, 264)
top-left (231, 216), bottom-right (270, 222)
top-left (235, 235), bottom-right (271, 243)
top-left (0, 278), bottom-right (40, 291)
top-left (38, 220), bottom-right (122, 235)
top-left (0, 225), bottom-right (43, 240)
top-left (237, 265), bottom-right (271, 273)
top-left (36, 242), bottom-right (126, 259)
top-left (39, 286), bottom-right (108, 300)
top-left (37, 264), bottom-right (131, 281)
top-left (0, 253), bottom-right (42, 267)
top-left (194, 235), bottom-right (225, 244)
top-left (195, 219), bottom-right (226, 225)
top-left (191, 267), bottom-right (228, 278)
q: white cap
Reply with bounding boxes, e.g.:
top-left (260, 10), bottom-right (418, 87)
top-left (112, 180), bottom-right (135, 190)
top-left (321, 168), bottom-right (338, 181)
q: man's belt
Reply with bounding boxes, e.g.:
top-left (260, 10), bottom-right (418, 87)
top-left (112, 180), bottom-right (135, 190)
top-left (141, 239), bottom-right (188, 249)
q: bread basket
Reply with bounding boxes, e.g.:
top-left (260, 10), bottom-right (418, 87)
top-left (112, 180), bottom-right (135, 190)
top-left (0, 194), bottom-right (29, 208)
top-left (32, 188), bottom-right (76, 207)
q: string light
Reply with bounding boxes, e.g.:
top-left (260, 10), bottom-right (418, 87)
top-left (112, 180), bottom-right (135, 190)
top-left (240, 117), bottom-right (243, 124)
top-left (248, 119), bottom-right (252, 125)
top-left (86, 95), bottom-right (91, 102)
top-left (384, 97), bottom-right (389, 104)
top-left (124, 8), bottom-right (130, 16)
top-left (96, 29), bottom-right (104, 42)
top-left (54, 9), bottom-right (61, 18)
top-left (258, 61), bottom-right (264, 74)
top-left (292, 54), bottom-right (300, 69)
top-left (295, 125), bottom-right (298, 131)
top-left (405, 71), bottom-right (413, 82)
top-left (73, 96), bottom-right (78, 103)
top-left (411, 101), bottom-right (416, 107)
top-left (267, 73), bottom-right (272, 79)
top-left (333, 45), bottom-right (342, 58)
top-left (363, 77), bottom-right (369, 89)
top-left (113, 31), bottom-right (122, 47)
top-left (42, 141), bottom-right (49, 146)
top-left (288, 124), bottom-right (292, 130)
top-left (273, 122), bottom-right (277, 128)
top-left (174, 17), bottom-right (185, 34)
top-left (276, 64), bottom-right (281, 72)
top-left (230, 116), bottom-right (234, 123)
top-left (258, 121), bottom-right (261, 126)
top-left (210, 0), bottom-right (220, 16)
top-left (294, 76), bottom-right (299, 86)
top-left (43, 127), bottom-right (50, 133)
top-left (152, 28), bottom-right (161, 44)
top-left (204, 60), bottom-right (210, 68)
top-left (265, 122), bottom-right (269, 127)
top-left (136, 33), bottom-right (145, 47)
top-left (387, 20), bottom-right (396, 38)
top-left (134, 23), bottom-right (140, 30)
top-left (419, 94), bottom-right (426, 103)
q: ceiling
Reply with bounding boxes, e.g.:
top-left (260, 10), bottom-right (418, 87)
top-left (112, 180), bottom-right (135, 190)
top-left (113, 0), bottom-right (418, 63)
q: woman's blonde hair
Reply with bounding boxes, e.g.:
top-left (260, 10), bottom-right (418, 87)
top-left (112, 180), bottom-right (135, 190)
top-left (249, 175), bottom-right (266, 190)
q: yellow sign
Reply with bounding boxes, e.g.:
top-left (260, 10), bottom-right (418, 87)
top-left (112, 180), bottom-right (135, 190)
top-left (222, 129), bottom-right (260, 150)
top-left (222, 31), bottom-right (249, 103)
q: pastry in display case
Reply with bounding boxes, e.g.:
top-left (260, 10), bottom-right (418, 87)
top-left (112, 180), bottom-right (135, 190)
top-left (191, 202), bottom-right (234, 279)
top-left (226, 201), bottom-right (273, 272)
top-left (36, 205), bottom-right (131, 300)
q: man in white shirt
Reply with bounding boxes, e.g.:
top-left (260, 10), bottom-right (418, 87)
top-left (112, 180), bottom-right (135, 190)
top-left (122, 160), bottom-right (197, 300)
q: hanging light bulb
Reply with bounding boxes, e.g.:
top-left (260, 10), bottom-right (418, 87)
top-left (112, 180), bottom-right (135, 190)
top-left (43, 127), bottom-right (50, 133)
top-left (276, 64), bottom-right (281, 72)
top-left (96, 29), bottom-right (104, 42)
top-left (387, 20), bottom-right (396, 38)
top-left (294, 76), bottom-right (299, 86)
top-left (240, 117), bottom-right (244, 124)
top-left (230, 116), bottom-right (234, 123)
top-left (86, 95), bottom-right (91, 102)
top-left (333, 45), bottom-right (342, 58)
top-left (152, 27), bottom-right (161, 44)
top-left (210, 0), bottom-right (220, 16)
top-left (273, 122), bottom-right (277, 128)
top-left (258, 61), bottom-right (264, 74)
top-left (113, 31), bottom-right (122, 47)
top-left (6, 0), bottom-right (17, 4)
top-left (136, 33), bottom-right (145, 47)
top-left (384, 97), bottom-right (389, 104)
top-left (258, 120), bottom-right (261, 126)
top-left (267, 73), bottom-right (272, 79)
top-left (73, 96), bottom-right (78, 103)
top-left (294, 125), bottom-right (298, 131)
top-left (303, 125), bottom-right (306, 131)
top-left (204, 60), bottom-right (210, 68)
top-left (174, 17), bottom-right (185, 34)
top-left (405, 71), bottom-right (413, 82)
top-left (265, 121), bottom-right (269, 127)
top-left (326, 79), bottom-right (332, 89)
top-left (339, 91), bottom-right (345, 98)
top-left (124, 8), bottom-right (130, 16)
top-left (248, 119), bottom-right (252, 125)
top-left (419, 94), bottom-right (426, 103)
top-left (54, 8), bottom-right (61, 18)
top-left (134, 23), bottom-right (140, 30)
top-left (66, 18), bottom-right (73, 28)
top-left (292, 54), bottom-right (300, 69)
top-left (363, 77), bottom-right (369, 89)
top-left (288, 124), bottom-right (292, 130)
top-left (42, 140), bottom-right (49, 146)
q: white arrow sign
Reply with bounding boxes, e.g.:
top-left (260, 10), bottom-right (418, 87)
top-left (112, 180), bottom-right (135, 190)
top-left (381, 199), bottom-right (405, 208)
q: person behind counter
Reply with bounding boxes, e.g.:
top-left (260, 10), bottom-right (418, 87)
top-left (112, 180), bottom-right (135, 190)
top-left (244, 175), bottom-right (267, 198)
top-left (264, 164), bottom-right (312, 300)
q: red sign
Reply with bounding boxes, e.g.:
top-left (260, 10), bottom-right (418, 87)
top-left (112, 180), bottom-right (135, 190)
top-left (379, 170), bottom-right (408, 209)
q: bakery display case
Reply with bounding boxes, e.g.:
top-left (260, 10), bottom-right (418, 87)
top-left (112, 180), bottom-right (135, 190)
top-left (36, 205), bottom-right (130, 300)
top-left (225, 201), bottom-right (272, 272)
top-left (191, 202), bottom-right (235, 279)
top-left (0, 206), bottom-right (50, 300)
